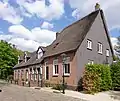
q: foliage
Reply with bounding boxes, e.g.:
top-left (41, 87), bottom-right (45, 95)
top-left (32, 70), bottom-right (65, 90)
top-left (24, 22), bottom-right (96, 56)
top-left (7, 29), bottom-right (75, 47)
top-left (0, 40), bottom-right (23, 79)
top-left (52, 84), bottom-right (63, 91)
top-left (52, 83), bottom-right (67, 91)
top-left (82, 64), bottom-right (112, 94)
top-left (111, 61), bottom-right (120, 90)
top-left (44, 81), bottom-right (51, 87)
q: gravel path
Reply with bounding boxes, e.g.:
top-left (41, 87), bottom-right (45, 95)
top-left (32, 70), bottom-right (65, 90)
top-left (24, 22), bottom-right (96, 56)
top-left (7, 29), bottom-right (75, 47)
top-left (0, 84), bottom-right (84, 101)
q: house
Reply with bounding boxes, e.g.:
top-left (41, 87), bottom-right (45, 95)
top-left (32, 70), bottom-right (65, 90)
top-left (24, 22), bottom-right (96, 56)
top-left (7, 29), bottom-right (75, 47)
top-left (13, 4), bottom-right (114, 90)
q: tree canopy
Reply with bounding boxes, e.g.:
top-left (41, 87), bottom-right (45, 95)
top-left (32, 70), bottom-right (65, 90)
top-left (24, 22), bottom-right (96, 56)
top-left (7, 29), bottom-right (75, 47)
top-left (0, 40), bottom-right (23, 79)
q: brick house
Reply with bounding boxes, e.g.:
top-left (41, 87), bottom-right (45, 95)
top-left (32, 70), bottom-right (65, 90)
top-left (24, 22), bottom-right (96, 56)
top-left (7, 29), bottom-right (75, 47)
top-left (13, 5), bottom-right (114, 90)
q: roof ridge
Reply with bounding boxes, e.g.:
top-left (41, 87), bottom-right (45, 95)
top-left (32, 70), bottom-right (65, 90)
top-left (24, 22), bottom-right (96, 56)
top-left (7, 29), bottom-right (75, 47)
top-left (60, 10), bottom-right (100, 34)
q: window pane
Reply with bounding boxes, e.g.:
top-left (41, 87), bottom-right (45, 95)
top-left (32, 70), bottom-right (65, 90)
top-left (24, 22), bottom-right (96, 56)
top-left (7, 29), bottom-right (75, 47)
top-left (55, 65), bottom-right (58, 74)
top-left (87, 40), bottom-right (92, 49)
top-left (98, 43), bottom-right (102, 53)
top-left (106, 49), bottom-right (109, 56)
top-left (64, 64), bottom-right (70, 74)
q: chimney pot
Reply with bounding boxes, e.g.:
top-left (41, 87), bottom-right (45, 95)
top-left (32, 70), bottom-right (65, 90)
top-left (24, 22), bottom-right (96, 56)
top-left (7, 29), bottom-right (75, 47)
top-left (95, 3), bottom-right (100, 11)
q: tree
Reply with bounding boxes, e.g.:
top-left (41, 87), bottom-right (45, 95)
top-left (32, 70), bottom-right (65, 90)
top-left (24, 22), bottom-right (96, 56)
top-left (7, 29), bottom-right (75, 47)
top-left (114, 36), bottom-right (120, 57)
top-left (0, 40), bottom-right (23, 79)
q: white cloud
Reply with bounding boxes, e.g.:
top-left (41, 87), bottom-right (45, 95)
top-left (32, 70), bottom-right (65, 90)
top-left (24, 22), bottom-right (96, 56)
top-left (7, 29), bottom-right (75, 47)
top-left (41, 22), bottom-right (53, 29)
top-left (0, 1), bottom-right (22, 24)
top-left (16, 0), bottom-right (65, 21)
top-left (0, 24), bottom-right (56, 52)
top-left (72, 9), bottom-right (81, 19)
top-left (69, 0), bottom-right (120, 29)
top-left (9, 38), bottom-right (44, 52)
top-left (111, 37), bottom-right (118, 48)
top-left (9, 25), bottom-right (32, 40)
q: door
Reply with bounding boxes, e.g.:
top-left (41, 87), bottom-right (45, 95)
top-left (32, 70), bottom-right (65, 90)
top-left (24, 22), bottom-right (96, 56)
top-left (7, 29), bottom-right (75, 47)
top-left (46, 66), bottom-right (49, 80)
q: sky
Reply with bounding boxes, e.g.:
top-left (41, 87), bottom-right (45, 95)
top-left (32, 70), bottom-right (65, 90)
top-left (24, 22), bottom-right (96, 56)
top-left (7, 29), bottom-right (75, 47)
top-left (0, 0), bottom-right (119, 52)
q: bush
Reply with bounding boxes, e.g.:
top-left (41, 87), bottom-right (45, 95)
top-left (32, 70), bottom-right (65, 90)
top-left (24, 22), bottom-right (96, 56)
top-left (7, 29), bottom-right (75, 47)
top-left (52, 84), bottom-right (63, 91)
top-left (82, 64), bottom-right (112, 94)
top-left (44, 81), bottom-right (51, 87)
top-left (52, 83), bottom-right (67, 91)
top-left (111, 62), bottom-right (120, 90)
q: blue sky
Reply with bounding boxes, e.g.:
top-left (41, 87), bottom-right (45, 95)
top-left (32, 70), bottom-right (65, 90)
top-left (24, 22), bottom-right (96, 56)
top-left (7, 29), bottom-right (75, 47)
top-left (0, 0), bottom-right (119, 51)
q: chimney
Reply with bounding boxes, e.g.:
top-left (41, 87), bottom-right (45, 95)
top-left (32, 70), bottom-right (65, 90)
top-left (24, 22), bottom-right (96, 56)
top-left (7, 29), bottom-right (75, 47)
top-left (95, 3), bottom-right (100, 11)
top-left (56, 32), bottom-right (60, 39)
top-left (24, 52), bottom-right (27, 62)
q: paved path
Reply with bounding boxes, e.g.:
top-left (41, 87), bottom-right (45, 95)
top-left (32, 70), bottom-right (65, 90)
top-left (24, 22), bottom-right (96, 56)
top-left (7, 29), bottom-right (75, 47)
top-left (0, 84), bottom-right (84, 101)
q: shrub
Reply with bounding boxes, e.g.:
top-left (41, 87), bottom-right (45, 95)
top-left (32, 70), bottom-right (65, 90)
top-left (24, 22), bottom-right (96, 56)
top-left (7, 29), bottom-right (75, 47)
top-left (52, 83), bottom-right (67, 91)
top-left (44, 81), bottom-right (51, 87)
top-left (52, 84), bottom-right (63, 91)
top-left (82, 64), bottom-right (112, 94)
top-left (111, 62), bottom-right (120, 90)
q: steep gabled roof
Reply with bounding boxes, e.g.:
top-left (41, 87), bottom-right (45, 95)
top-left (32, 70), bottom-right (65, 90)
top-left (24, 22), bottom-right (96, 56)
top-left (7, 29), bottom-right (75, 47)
top-left (13, 47), bottom-right (45, 69)
top-left (43, 10), bottom-right (99, 57)
top-left (13, 9), bottom-right (114, 69)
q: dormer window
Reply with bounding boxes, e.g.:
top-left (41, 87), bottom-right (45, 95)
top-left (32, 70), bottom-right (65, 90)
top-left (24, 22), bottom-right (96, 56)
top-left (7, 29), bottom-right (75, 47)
top-left (37, 48), bottom-right (43, 59)
top-left (24, 52), bottom-right (27, 62)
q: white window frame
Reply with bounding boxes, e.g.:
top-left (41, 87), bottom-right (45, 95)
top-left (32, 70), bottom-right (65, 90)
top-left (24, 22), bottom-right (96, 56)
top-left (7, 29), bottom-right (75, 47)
top-left (26, 70), bottom-right (28, 80)
top-left (45, 62), bottom-right (47, 80)
top-left (87, 39), bottom-right (92, 50)
top-left (64, 57), bottom-right (70, 76)
top-left (88, 60), bottom-right (94, 65)
top-left (98, 42), bottom-right (103, 54)
top-left (53, 59), bottom-right (59, 76)
top-left (106, 49), bottom-right (109, 57)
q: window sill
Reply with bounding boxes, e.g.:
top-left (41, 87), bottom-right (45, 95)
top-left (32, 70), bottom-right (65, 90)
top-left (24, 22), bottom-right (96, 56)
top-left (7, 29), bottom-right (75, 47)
top-left (98, 52), bottom-right (102, 55)
top-left (53, 74), bottom-right (59, 77)
top-left (87, 47), bottom-right (92, 50)
top-left (63, 74), bottom-right (70, 77)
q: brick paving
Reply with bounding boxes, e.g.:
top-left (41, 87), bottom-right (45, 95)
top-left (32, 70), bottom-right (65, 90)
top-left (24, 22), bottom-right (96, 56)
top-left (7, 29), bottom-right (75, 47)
top-left (0, 84), bottom-right (84, 101)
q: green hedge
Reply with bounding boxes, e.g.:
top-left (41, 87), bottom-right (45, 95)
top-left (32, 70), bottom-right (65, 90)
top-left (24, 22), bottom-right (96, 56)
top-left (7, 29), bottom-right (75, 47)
top-left (83, 64), bottom-right (112, 94)
top-left (111, 62), bottom-right (120, 90)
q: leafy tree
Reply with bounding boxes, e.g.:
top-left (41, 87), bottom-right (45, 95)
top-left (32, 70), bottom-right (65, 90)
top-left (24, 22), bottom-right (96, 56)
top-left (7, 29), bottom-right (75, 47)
top-left (0, 40), bottom-right (23, 79)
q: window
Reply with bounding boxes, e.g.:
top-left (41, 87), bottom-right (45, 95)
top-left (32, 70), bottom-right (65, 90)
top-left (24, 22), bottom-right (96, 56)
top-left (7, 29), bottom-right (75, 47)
top-left (46, 66), bottom-right (49, 80)
top-left (88, 60), bottom-right (94, 65)
top-left (106, 49), bottom-right (109, 57)
top-left (34, 68), bottom-right (37, 81)
top-left (53, 59), bottom-right (59, 75)
top-left (26, 70), bottom-right (28, 80)
top-left (87, 39), bottom-right (92, 50)
top-left (98, 42), bottom-right (103, 54)
top-left (18, 70), bottom-right (20, 80)
top-left (64, 57), bottom-right (70, 76)
top-left (37, 49), bottom-right (43, 59)
top-left (21, 70), bottom-right (24, 79)
top-left (29, 68), bottom-right (32, 80)
top-left (64, 64), bottom-right (70, 74)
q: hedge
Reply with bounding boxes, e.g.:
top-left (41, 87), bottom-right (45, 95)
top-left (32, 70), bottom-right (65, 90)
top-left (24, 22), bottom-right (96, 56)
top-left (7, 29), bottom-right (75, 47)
top-left (111, 62), bottom-right (120, 90)
top-left (82, 64), bottom-right (112, 94)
